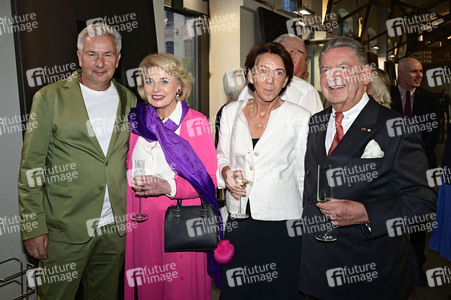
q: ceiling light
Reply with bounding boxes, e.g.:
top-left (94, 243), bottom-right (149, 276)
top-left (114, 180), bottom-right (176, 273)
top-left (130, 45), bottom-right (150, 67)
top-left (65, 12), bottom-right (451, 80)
top-left (294, 5), bottom-right (314, 16)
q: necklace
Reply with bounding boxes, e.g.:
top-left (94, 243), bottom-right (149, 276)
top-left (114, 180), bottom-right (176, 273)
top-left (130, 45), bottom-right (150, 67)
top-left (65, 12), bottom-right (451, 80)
top-left (250, 99), bottom-right (267, 128)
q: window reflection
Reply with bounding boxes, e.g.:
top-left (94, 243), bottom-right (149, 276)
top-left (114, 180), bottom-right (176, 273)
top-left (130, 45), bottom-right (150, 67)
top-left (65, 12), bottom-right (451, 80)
top-left (164, 9), bottom-right (195, 107)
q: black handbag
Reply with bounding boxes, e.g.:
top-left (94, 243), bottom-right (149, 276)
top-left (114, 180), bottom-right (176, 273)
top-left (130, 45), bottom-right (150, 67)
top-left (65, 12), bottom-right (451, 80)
top-left (164, 192), bottom-right (219, 252)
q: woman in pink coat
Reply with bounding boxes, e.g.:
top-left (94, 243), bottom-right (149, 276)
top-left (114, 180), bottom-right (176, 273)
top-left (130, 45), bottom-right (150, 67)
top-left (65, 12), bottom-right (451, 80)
top-left (124, 53), bottom-right (218, 300)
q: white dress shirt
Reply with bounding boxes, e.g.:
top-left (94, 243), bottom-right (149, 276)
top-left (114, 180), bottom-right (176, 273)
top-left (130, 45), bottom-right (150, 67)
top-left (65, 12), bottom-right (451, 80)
top-left (238, 76), bottom-right (323, 115)
top-left (325, 93), bottom-right (369, 153)
top-left (217, 99), bottom-right (310, 220)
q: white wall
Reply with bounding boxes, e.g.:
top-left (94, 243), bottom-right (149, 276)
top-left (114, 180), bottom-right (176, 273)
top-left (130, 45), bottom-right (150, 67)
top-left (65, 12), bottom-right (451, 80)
top-left (209, 0), bottom-right (244, 122)
top-left (0, 0), bottom-right (36, 299)
top-left (153, 0), bottom-right (165, 52)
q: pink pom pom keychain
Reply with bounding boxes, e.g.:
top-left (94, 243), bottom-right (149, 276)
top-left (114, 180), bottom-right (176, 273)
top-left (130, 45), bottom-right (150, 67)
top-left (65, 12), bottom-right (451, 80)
top-left (214, 239), bottom-right (235, 264)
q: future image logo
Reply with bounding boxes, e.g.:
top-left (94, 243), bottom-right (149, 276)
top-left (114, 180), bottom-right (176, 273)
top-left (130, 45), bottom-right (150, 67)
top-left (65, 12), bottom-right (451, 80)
top-left (325, 163), bottom-right (378, 187)
top-left (426, 167), bottom-right (444, 187)
top-left (286, 13), bottom-right (338, 37)
top-left (286, 216), bottom-right (333, 237)
top-left (86, 13), bottom-right (139, 33)
top-left (126, 68), bottom-right (143, 87)
top-left (0, 113), bottom-right (37, 136)
top-left (426, 267), bottom-right (451, 287)
top-left (386, 14), bottom-right (438, 37)
top-left (226, 263), bottom-right (278, 287)
top-left (25, 163), bottom-right (78, 187)
top-left (386, 217), bottom-right (406, 237)
top-left (26, 264), bottom-right (78, 287)
top-left (426, 67), bottom-right (451, 88)
top-left (226, 68), bottom-right (245, 88)
top-left (186, 13), bottom-right (238, 37)
top-left (0, 213), bottom-right (38, 236)
top-left (0, 13), bottom-right (38, 36)
top-left (25, 63), bottom-right (77, 88)
top-left (326, 263), bottom-right (378, 287)
top-left (286, 219), bottom-right (304, 237)
top-left (186, 117), bottom-right (211, 137)
top-left (125, 264), bottom-right (178, 287)
top-left (85, 214), bottom-right (137, 237)
top-left (386, 114), bottom-right (438, 137)
top-left (186, 217), bottom-right (217, 237)
top-left (386, 213), bottom-right (437, 237)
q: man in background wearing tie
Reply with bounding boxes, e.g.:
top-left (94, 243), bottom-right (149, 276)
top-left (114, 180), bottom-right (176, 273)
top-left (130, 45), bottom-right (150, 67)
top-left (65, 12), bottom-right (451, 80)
top-left (390, 57), bottom-right (440, 283)
top-left (299, 37), bottom-right (436, 299)
top-left (390, 57), bottom-right (440, 169)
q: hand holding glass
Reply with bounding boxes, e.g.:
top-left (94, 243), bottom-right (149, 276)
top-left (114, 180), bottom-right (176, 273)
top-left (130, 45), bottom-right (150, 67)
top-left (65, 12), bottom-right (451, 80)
top-left (230, 154), bottom-right (250, 219)
top-left (131, 160), bottom-right (149, 223)
top-left (315, 164), bottom-right (337, 242)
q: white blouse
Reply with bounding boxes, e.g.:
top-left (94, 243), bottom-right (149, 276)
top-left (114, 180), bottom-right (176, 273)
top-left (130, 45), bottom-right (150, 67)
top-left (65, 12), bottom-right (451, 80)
top-left (217, 99), bottom-right (310, 220)
top-left (131, 101), bottom-right (184, 197)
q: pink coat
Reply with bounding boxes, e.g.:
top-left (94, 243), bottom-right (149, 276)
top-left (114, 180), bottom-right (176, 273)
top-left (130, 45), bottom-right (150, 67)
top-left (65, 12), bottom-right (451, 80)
top-left (124, 108), bottom-right (217, 300)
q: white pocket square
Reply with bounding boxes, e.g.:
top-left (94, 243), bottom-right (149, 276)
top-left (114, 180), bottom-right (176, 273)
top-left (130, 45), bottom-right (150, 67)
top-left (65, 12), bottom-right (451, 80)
top-left (361, 139), bottom-right (384, 158)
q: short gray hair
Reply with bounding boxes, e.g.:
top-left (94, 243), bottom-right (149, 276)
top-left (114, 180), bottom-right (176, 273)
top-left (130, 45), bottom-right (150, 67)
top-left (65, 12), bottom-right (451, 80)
top-left (273, 33), bottom-right (305, 47)
top-left (320, 36), bottom-right (368, 66)
top-left (223, 68), bottom-right (246, 101)
top-left (77, 24), bottom-right (122, 53)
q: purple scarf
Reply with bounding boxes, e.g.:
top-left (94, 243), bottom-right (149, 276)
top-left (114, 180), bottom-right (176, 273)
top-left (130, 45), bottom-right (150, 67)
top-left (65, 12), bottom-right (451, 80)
top-left (128, 101), bottom-right (223, 286)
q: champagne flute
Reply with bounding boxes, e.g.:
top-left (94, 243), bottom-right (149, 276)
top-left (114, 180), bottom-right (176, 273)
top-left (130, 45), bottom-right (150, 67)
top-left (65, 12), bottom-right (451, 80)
top-left (230, 153), bottom-right (250, 219)
top-left (131, 159), bottom-right (149, 223)
top-left (315, 164), bottom-right (337, 242)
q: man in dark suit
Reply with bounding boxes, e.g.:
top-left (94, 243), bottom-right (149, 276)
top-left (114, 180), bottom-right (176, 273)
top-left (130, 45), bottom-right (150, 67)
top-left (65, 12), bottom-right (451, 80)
top-left (299, 37), bottom-right (436, 299)
top-left (390, 57), bottom-right (440, 282)
top-left (390, 57), bottom-right (440, 169)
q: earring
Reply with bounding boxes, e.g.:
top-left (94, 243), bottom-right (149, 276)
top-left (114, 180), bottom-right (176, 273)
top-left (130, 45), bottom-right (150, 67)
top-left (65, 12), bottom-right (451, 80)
top-left (176, 89), bottom-right (181, 98)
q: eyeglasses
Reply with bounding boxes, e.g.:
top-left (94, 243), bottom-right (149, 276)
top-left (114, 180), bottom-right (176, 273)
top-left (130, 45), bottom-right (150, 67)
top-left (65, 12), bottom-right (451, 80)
top-left (289, 50), bottom-right (311, 63)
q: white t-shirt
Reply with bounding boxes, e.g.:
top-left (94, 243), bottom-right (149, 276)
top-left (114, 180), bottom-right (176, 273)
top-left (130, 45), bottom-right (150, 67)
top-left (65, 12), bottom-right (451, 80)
top-left (80, 82), bottom-right (119, 227)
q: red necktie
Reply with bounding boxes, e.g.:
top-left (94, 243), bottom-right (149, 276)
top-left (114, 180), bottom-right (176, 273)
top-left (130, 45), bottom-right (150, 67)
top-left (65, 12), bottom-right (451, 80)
top-left (328, 112), bottom-right (344, 156)
top-left (404, 91), bottom-right (412, 117)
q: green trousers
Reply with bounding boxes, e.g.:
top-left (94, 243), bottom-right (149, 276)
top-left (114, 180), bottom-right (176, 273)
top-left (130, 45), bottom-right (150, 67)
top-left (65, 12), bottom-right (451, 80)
top-left (37, 224), bottom-right (125, 300)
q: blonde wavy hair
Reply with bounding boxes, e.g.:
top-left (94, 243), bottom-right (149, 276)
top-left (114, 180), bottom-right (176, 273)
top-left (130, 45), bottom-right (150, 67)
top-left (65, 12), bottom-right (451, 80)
top-left (137, 53), bottom-right (194, 102)
top-left (368, 68), bottom-right (392, 108)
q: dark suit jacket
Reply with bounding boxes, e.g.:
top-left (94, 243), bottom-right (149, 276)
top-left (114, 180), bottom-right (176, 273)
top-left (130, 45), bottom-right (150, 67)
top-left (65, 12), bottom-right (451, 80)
top-left (391, 86), bottom-right (440, 168)
top-left (299, 97), bottom-right (436, 299)
top-left (18, 71), bottom-right (137, 243)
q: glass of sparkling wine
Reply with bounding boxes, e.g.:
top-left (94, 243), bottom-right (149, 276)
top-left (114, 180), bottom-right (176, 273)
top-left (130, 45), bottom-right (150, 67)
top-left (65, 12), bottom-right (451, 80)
top-left (315, 164), bottom-right (337, 242)
top-left (131, 159), bottom-right (149, 223)
top-left (230, 153), bottom-right (250, 219)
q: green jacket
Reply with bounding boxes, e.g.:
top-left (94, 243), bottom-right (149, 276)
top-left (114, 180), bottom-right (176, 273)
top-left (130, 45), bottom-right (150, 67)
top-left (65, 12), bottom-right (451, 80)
top-left (18, 70), bottom-right (137, 243)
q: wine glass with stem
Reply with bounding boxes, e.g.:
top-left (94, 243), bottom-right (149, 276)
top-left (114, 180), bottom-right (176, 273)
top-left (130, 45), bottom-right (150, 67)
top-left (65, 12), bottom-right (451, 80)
top-left (315, 164), bottom-right (337, 242)
top-left (230, 153), bottom-right (250, 219)
top-left (131, 159), bottom-right (149, 223)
